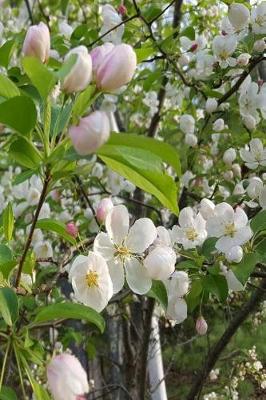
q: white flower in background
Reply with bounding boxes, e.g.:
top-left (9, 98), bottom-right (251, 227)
top-left (228, 3), bottom-right (250, 31)
top-left (193, 50), bottom-right (215, 80)
top-left (223, 148), bottom-right (237, 166)
top-left (100, 4), bottom-right (124, 44)
top-left (206, 98), bottom-right (218, 113)
top-left (199, 198), bottom-right (215, 220)
top-left (233, 182), bottom-right (245, 195)
top-left (39, 202), bottom-right (51, 219)
top-left (185, 133), bottom-right (198, 147)
top-left (164, 271), bottom-right (189, 324)
top-left (94, 205), bottom-right (157, 294)
top-left (180, 35), bottom-right (206, 53)
top-left (180, 114), bottom-right (195, 135)
top-left (69, 251), bottom-right (113, 312)
top-left (26, 187), bottom-right (41, 206)
top-left (172, 207), bottom-right (207, 249)
top-left (47, 353), bottom-right (89, 400)
top-left (12, 180), bottom-right (29, 200)
top-left (236, 53), bottom-right (251, 66)
top-left (253, 39), bottom-right (266, 53)
top-left (213, 118), bottom-right (225, 132)
top-left (243, 114), bottom-right (256, 130)
top-left (221, 16), bottom-right (235, 35)
top-left (206, 203), bottom-right (252, 253)
top-left (34, 241), bottom-right (53, 263)
top-left (58, 20), bottom-right (73, 38)
top-left (220, 262), bottom-right (244, 291)
top-left (238, 82), bottom-right (260, 123)
top-left (144, 246), bottom-right (176, 280)
top-left (212, 34), bottom-right (237, 68)
top-left (143, 91), bottom-right (159, 116)
top-left (251, 2), bottom-right (266, 34)
top-left (246, 177), bottom-right (263, 200)
top-left (259, 185), bottom-right (266, 209)
top-left (225, 245), bottom-right (243, 263)
top-left (240, 138), bottom-right (266, 169)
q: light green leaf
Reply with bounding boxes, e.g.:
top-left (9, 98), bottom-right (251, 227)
top-left (98, 146), bottom-right (179, 214)
top-left (23, 57), bottom-right (56, 99)
top-left (231, 253), bottom-right (260, 285)
top-left (147, 281), bottom-right (168, 309)
top-left (0, 75), bottom-right (20, 98)
top-left (9, 138), bottom-right (42, 169)
top-left (0, 96), bottom-right (37, 135)
top-left (251, 210), bottom-right (266, 233)
top-left (32, 302), bottom-right (105, 333)
top-left (135, 47), bottom-right (154, 62)
top-left (0, 287), bottom-right (18, 326)
top-left (0, 40), bottom-right (16, 69)
top-left (72, 85), bottom-right (97, 119)
top-left (3, 203), bottom-right (14, 242)
top-left (0, 386), bottom-right (18, 400)
top-left (103, 133), bottom-right (181, 176)
top-left (35, 219), bottom-right (76, 245)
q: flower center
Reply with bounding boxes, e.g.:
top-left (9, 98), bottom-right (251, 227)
top-left (254, 152), bottom-right (261, 161)
top-left (185, 227), bottom-right (198, 241)
top-left (219, 50), bottom-right (229, 60)
top-left (224, 222), bottom-right (236, 237)
top-left (86, 270), bottom-right (99, 288)
top-left (114, 245), bottom-right (131, 260)
top-left (256, 15), bottom-right (266, 27)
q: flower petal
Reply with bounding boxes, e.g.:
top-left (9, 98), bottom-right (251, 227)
top-left (126, 218), bottom-right (157, 253)
top-left (93, 232), bottom-right (114, 261)
top-left (105, 204), bottom-right (129, 245)
top-left (166, 297), bottom-right (187, 324)
top-left (125, 258), bottom-right (152, 294)
top-left (107, 259), bottom-right (125, 294)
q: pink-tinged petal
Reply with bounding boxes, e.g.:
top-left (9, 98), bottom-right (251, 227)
top-left (105, 205), bottom-right (129, 245)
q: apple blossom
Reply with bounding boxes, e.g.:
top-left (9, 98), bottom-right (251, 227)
top-left (240, 138), bottom-right (266, 169)
top-left (251, 2), bottom-right (266, 34)
top-left (96, 197), bottom-right (113, 224)
top-left (223, 148), bottom-right (237, 166)
top-left (69, 251), bottom-right (113, 312)
top-left (236, 53), bottom-right (251, 67)
top-left (220, 263), bottom-right (244, 291)
top-left (206, 203), bottom-right (252, 253)
top-left (213, 118), bottom-right (225, 132)
top-left (69, 111), bottom-right (110, 155)
top-left (243, 114), bottom-right (256, 130)
top-left (196, 316), bottom-right (208, 335)
top-left (172, 207), bottom-right (207, 249)
top-left (180, 114), bottom-right (195, 135)
top-left (199, 198), bottom-right (215, 220)
top-left (47, 353), bottom-right (89, 400)
top-left (185, 133), bottom-right (198, 147)
top-left (232, 163), bottom-right (242, 178)
top-left (228, 3), bottom-right (250, 31)
top-left (144, 246), bottom-right (176, 280)
top-left (164, 271), bottom-right (189, 324)
top-left (225, 245), bottom-right (243, 263)
top-left (205, 98), bottom-right (218, 113)
top-left (90, 42), bottom-right (114, 75)
top-left (253, 39), bottom-right (266, 53)
top-left (212, 35), bottom-right (237, 68)
top-left (62, 46), bottom-right (92, 93)
top-left (246, 177), bottom-right (263, 199)
top-left (94, 205), bottom-right (157, 294)
top-left (22, 22), bottom-right (50, 63)
top-left (259, 185), bottom-right (266, 209)
top-left (95, 44), bottom-right (137, 92)
top-left (100, 4), bottom-right (124, 44)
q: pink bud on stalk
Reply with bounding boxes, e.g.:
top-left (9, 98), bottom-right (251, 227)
top-left (22, 22), bottom-right (50, 63)
top-left (95, 43), bottom-right (137, 92)
top-left (118, 4), bottom-right (127, 16)
top-left (196, 316), bottom-right (208, 336)
top-left (69, 111), bottom-right (110, 155)
top-left (47, 353), bottom-right (89, 400)
top-left (66, 222), bottom-right (79, 238)
top-left (62, 46), bottom-right (92, 93)
top-left (96, 198), bottom-right (113, 224)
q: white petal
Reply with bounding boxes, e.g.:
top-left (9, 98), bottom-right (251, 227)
top-left (240, 148), bottom-right (255, 163)
top-left (166, 297), bottom-right (187, 324)
top-left (105, 204), bottom-right (129, 245)
top-left (144, 246), bottom-right (176, 280)
top-left (107, 259), bottom-right (125, 294)
top-left (234, 207), bottom-right (248, 227)
top-left (125, 258), bottom-right (152, 294)
top-left (126, 218), bottom-right (157, 253)
top-left (178, 207), bottom-right (195, 228)
top-left (69, 255), bottom-right (88, 280)
top-left (226, 270), bottom-right (244, 292)
top-left (93, 232), bottom-right (114, 261)
top-left (215, 236), bottom-right (234, 253)
top-left (250, 138), bottom-right (263, 155)
top-left (164, 270), bottom-right (189, 298)
top-left (234, 226), bottom-right (253, 245)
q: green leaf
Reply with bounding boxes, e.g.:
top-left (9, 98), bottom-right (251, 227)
top-left (250, 210), bottom-right (266, 233)
top-left (72, 85), bottom-right (97, 119)
top-left (0, 386), bottom-right (18, 400)
top-left (0, 75), bottom-right (20, 98)
top-left (31, 380), bottom-right (51, 400)
top-left (180, 26), bottom-right (195, 40)
top-left (104, 133), bottom-right (181, 176)
top-left (186, 279), bottom-right (202, 312)
top-left (32, 302), bottom-right (105, 333)
top-left (201, 237), bottom-right (217, 259)
top-left (9, 138), bottom-right (42, 169)
top-left (177, 260), bottom-right (199, 270)
top-left (0, 96), bottom-right (37, 135)
top-left (0, 245), bottom-right (15, 280)
top-left (203, 274), bottom-right (228, 303)
top-left (147, 281), bottom-right (168, 309)
top-left (231, 253), bottom-right (259, 285)
top-left (0, 40), bottom-right (16, 69)
top-left (35, 219), bottom-right (76, 245)
top-left (13, 170), bottom-right (35, 186)
top-left (56, 53), bottom-right (77, 80)
top-left (98, 146), bottom-right (179, 214)
top-left (0, 287), bottom-right (18, 326)
top-left (135, 47), bottom-right (154, 62)
top-left (22, 57), bottom-right (56, 99)
top-left (3, 203), bottom-right (14, 242)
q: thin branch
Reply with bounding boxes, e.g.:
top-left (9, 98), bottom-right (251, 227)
top-left (186, 278), bottom-right (266, 400)
top-left (24, 0), bottom-right (34, 24)
top-left (15, 169), bottom-right (51, 287)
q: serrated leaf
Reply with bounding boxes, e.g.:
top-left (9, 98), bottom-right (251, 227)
top-left (251, 210), bottom-right (266, 233)
top-left (32, 302), bottom-right (105, 333)
top-left (0, 287), bottom-right (18, 326)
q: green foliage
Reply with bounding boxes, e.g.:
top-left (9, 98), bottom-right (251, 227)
top-left (0, 96), bottom-right (37, 135)
top-left (231, 253), bottom-right (260, 285)
top-left (9, 137), bottom-right (42, 169)
top-left (0, 287), bottom-right (18, 326)
top-left (22, 57), bottom-right (56, 99)
top-left (147, 281), bottom-right (168, 309)
top-left (35, 218), bottom-right (76, 245)
top-left (2, 203), bottom-right (14, 242)
top-left (0, 75), bottom-right (20, 98)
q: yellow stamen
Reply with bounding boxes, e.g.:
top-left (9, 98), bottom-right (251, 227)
top-left (86, 270), bottom-right (99, 288)
top-left (224, 223), bottom-right (236, 237)
top-left (185, 228), bottom-right (198, 241)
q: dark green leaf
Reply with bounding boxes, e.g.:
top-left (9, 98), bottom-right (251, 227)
top-left (0, 386), bottom-right (18, 400)
top-left (147, 281), bottom-right (168, 309)
top-left (231, 253), bottom-right (260, 285)
top-left (0, 287), bottom-right (18, 326)
top-left (203, 274), bottom-right (228, 303)
top-left (35, 219), bottom-right (76, 245)
top-left (251, 210), bottom-right (266, 234)
top-left (0, 40), bottom-right (16, 68)
top-left (9, 138), bottom-right (42, 169)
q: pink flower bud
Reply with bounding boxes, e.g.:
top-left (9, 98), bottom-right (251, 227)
top-left (62, 46), bottom-right (92, 93)
top-left (196, 316), bottom-right (208, 335)
top-left (47, 353), bottom-right (89, 400)
top-left (96, 44), bottom-right (137, 92)
top-left (90, 42), bottom-right (114, 75)
top-left (118, 4), bottom-right (127, 16)
top-left (66, 222), bottom-right (78, 238)
top-left (96, 198), bottom-right (114, 223)
top-left (22, 22), bottom-right (50, 63)
top-left (69, 111), bottom-right (110, 155)
top-left (190, 43), bottom-right (198, 52)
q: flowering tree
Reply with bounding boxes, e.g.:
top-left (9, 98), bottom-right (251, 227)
top-left (0, 0), bottom-right (266, 399)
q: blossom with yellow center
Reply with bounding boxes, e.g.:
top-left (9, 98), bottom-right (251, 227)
top-left (185, 228), bottom-right (198, 241)
top-left (86, 270), bottom-right (99, 288)
top-left (224, 223), bottom-right (237, 237)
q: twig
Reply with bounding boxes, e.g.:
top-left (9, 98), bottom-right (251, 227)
top-left (24, 0), bottom-right (34, 24)
top-left (15, 169), bottom-right (51, 287)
